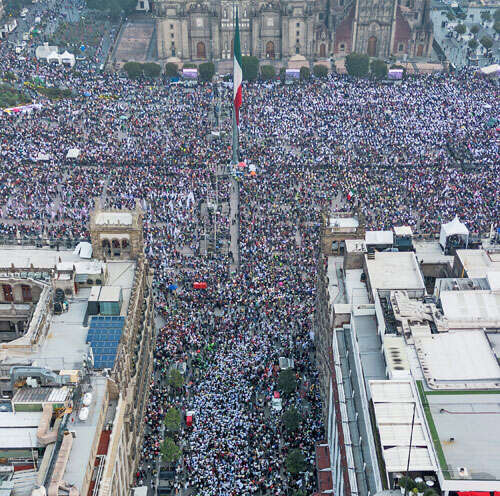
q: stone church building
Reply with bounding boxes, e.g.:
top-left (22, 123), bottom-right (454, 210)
top-left (151, 0), bottom-right (433, 62)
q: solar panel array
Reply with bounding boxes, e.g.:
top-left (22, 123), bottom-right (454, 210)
top-left (87, 316), bottom-right (125, 369)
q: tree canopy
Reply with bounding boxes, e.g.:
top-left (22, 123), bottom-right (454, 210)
top-left (278, 369), bottom-right (297, 397)
top-left (285, 449), bottom-right (306, 475)
top-left (345, 53), bottom-right (370, 78)
top-left (160, 437), bottom-right (181, 464)
top-left (242, 56), bottom-right (259, 81)
top-left (313, 64), bottom-right (328, 78)
top-left (164, 407), bottom-right (181, 432)
top-left (370, 59), bottom-right (388, 79)
top-left (198, 62), bottom-right (215, 82)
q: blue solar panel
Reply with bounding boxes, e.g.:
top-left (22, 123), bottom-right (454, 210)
top-left (87, 316), bottom-right (125, 369)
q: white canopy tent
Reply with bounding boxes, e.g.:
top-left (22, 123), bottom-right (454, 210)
top-left (439, 216), bottom-right (469, 249)
top-left (60, 50), bottom-right (75, 67)
top-left (66, 148), bottom-right (80, 159)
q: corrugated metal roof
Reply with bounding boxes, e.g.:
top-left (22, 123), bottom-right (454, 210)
top-left (13, 387), bottom-right (69, 404)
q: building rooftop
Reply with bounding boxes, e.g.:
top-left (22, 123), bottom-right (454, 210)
top-left (415, 331), bottom-right (500, 390)
top-left (0, 411), bottom-right (42, 428)
top-left (455, 249), bottom-right (500, 279)
top-left (365, 252), bottom-right (426, 293)
top-left (440, 290), bottom-right (500, 328)
top-left (0, 247), bottom-right (83, 270)
top-left (413, 239), bottom-right (454, 265)
top-left (95, 212), bottom-right (133, 225)
top-left (0, 427), bottom-right (40, 449)
top-left (424, 390), bottom-right (500, 481)
top-left (64, 375), bottom-right (108, 490)
top-left (365, 230), bottom-right (394, 246)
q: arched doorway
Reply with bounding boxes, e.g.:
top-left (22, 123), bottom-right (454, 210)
top-left (320, 43), bottom-right (326, 58)
top-left (196, 41), bottom-right (206, 59)
top-left (266, 41), bottom-right (275, 59)
top-left (112, 239), bottom-right (121, 256)
top-left (417, 44), bottom-right (424, 56)
top-left (102, 239), bottom-right (111, 256)
top-left (367, 36), bottom-right (377, 57)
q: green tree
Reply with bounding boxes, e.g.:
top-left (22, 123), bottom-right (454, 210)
top-left (279, 67), bottom-right (286, 82)
top-left (313, 64), bottom-right (328, 78)
top-left (143, 62), bottom-right (161, 78)
top-left (494, 20), bottom-right (500, 33)
top-left (494, 8), bottom-right (500, 22)
top-left (446, 11), bottom-right (455, 21)
top-left (260, 64), bottom-right (276, 80)
top-left (198, 62), bottom-right (215, 82)
top-left (168, 368), bottom-right (184, 390)
top-left (345, 53), bottom-right (370, 77)
top-left (164, 407), bottom-right (181, 433)
top-left (470, 23), bottom-right (480, 34)
top-left (282, 407), bottom-right (301, 432)
top-left (480, 35), bottom-right (493, 49)
top-left (456, 11), bottom-right (466, 20)
top-left (299, 66), bottom-right (310, 80)
top-left (3, 72), bottom-right (17, 82)
top-left (164, 62), bottom-right (179, 78)
top-left (454, 23), bottom-right (466, 35)
top-left (468, 38), bottom-right (478, 50)
top-left (160, 437), bottom-right (181, 464)
top-left (242, 56), bottom-right (259, 81)
top-left (277, 369), bottom-right (297, 397)
top-left (480, 10), bottom-right (491, 22)
top-left (123, 61), bottom-right (143, 79)
top-left (285, 449), bottom-right (306, 475)
top-left (370, 59), bottom-right (388, 79)
top-left (183, 63), bottom-right (197, 69)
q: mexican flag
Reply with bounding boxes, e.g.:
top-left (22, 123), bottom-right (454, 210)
top-left (347, 189), bottom-right (354, 201)
top-left (233, 9), bottom-right (242, 125)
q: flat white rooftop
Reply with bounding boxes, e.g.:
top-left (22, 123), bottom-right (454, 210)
top-left (415, 331), bottom-right (500, 389)
top-left (426, 392), bottom-right (500, 481)
top-left (365, 252), bottom-right (426, 293)
top-left (95, 212), bottom-right (132, 225)
top-left (0, 411), bottom-right (42, 428)
top-left (440, 290), bottom-right (500, 327)
top-left (0, 427), bottom-right (40, 448)
top-left (0, 247), bottom-right (83, 270)
top-left (365, 231), bottom-right (394, 245)
top-left (456, 249), bottom-right (500, 279)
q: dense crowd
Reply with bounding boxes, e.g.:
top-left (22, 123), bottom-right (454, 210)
top-left (1, 3), bottom-right (499, 492)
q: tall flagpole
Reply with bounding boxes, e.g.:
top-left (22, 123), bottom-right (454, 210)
top-left (229, 2), bottom-right (241, 272)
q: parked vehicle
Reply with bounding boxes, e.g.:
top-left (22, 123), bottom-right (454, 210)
top-left (20, 8), bottom-right (29, 18)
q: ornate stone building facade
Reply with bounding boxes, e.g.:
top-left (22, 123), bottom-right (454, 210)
top-left (152, 0), bottom-right (433, 62)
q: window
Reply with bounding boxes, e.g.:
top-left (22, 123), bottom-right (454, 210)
top-left (223, 9), bottom-right (227, 18)
top-left (296, 22), bottom-right (300, 27)
top-left (398, 43), bottom-right (404, 51)
top-left (196, 18), bottom-right (203, 27)
top-left (171, 33), bottom-right (174, 38)
top-left (21, 285), bottom-right (32, 302)
top-left (340, 43), bottom-right (345, 50)
top-left (2, 284), bottom-right (13, 302)
top-left (296, 39), bottom-right (300, 45)
top-left (319, 13), bottom-right (324, 20)
top-left (414, 12), bottom-right (418, 19)
top-left (139, 1), bottom-right (144, 8)
top-left (296, 30), bottom-right (300, 36)
top-left (295, 46), bottom-right (300, 54)
top-left (170, 24), bottom-right (174, 29)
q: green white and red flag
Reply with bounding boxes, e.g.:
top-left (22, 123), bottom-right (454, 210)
top-left (233, 9), bottom-right (242, 125)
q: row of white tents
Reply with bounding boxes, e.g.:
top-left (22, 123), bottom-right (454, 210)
top-left (35, 44), bottom-right (75, 67)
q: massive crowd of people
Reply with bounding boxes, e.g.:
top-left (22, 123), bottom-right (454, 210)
top-left (0, 1), bottom-right (499, 493)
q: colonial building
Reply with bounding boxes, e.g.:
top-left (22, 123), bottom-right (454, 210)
top-left (152, 0), bottom-right (433, 62)
top-left (0, 202), bottom-right (155, 496)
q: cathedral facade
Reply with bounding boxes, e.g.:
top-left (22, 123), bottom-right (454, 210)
top-left (152, 0), bottom-right (433, 62)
